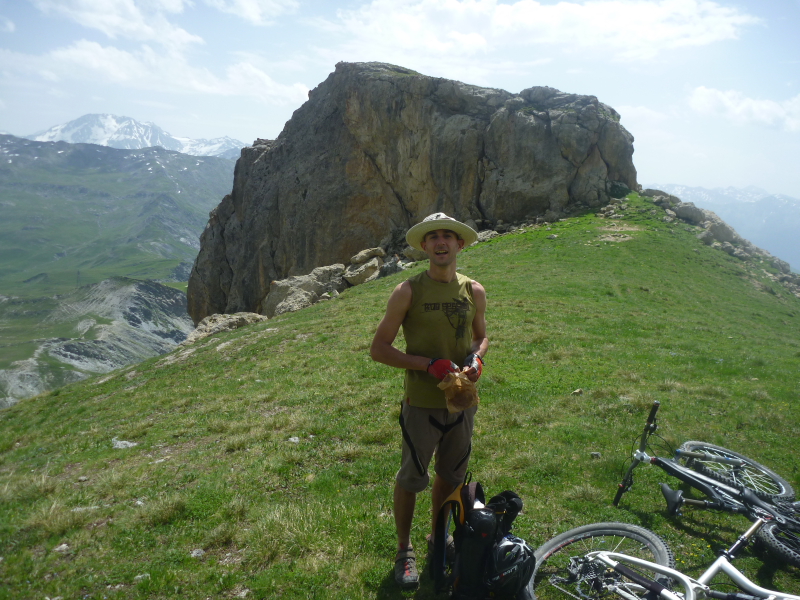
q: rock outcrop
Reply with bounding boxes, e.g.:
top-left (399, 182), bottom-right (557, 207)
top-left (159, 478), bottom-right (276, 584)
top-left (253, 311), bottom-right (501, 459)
top-left (262, 264), bottom-right (348, 318)
top-left (182, 312), bottom-right (269, 345)
top-left (188, 62), bottom-right (637, 324)
top-left (641, 189), bottom-right (794, 276)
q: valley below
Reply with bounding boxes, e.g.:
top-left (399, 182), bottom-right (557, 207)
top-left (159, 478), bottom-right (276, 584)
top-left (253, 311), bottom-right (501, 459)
top-left (0, 134), bottom-right (234, 406)
top-left (0, 278), bottom-right (193, 407)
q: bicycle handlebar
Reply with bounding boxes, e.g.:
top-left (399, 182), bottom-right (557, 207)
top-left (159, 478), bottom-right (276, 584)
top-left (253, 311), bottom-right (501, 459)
top-left (639, 401), bottom-right (660, 451)
top-left (647, 400), bottom-right (660, 426)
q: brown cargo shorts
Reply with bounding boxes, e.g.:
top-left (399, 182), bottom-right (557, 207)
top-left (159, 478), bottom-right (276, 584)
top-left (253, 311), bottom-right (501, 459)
top-left (396, 401), bottom-right (477, 493)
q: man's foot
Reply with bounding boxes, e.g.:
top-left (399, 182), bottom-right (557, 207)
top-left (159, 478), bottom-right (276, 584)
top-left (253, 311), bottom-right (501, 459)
top-left (394, 547), bottom-right (419, 589)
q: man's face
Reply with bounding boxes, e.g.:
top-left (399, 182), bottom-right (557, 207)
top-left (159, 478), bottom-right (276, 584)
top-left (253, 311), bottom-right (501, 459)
top-left (421, 229), bottom-right (464, 266)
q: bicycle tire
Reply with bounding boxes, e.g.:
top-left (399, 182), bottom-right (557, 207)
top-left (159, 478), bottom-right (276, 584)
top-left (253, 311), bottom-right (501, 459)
top-left (678, 441), bottom-right (795, 502)
top-left (529, 522), bottom-right (675, 600)
top-left (757, 520), bottom-right (800, 568)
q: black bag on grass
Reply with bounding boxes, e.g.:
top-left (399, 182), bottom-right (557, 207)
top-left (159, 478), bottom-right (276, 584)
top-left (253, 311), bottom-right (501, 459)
top-left (433, 482), bottom-right (535, 599)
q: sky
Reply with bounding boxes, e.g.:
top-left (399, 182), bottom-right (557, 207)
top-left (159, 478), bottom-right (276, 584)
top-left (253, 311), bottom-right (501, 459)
top-left (0, 0), bottom-right (798, 196)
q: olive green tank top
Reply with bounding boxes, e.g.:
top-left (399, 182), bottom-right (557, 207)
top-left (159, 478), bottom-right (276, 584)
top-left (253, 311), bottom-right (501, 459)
top-left (403, 271), bottom-right (476, 408)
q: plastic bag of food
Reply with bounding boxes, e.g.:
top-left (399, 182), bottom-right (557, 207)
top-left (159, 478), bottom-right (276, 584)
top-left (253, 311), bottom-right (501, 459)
top-left (437, 371), bottom-right (479, 413)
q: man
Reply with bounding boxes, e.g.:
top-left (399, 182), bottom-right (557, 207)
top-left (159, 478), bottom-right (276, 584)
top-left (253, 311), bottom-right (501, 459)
top-left (370, 213), bottom-right (489, 589)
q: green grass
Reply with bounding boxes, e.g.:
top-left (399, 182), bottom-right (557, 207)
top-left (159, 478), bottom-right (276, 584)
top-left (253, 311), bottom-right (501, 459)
top-left (0, 136), bottom-right (233, 300)
top-left (0, 194), bottom-right (798, 598)
top-left (0, 136), bottom-right (231, 381)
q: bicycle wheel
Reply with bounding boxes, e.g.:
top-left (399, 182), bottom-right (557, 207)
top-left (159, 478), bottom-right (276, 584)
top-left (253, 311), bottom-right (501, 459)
top-left (757, 521), bottom-right (800, 568)
top-left (529, 522), bottom-right (675, 600)
top-left (678, 441), bottom-right (795, 502)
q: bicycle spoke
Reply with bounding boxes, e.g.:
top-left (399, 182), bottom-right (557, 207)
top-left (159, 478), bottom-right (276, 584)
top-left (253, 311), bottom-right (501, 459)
top-left (532, 524), bottom-right (675, 600)
top-left (680, 442), bottom-right (793, 500)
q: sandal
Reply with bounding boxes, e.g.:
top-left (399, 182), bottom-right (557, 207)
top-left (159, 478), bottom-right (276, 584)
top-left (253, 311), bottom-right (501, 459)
top-left (394, 547), bottom-right (419, 589)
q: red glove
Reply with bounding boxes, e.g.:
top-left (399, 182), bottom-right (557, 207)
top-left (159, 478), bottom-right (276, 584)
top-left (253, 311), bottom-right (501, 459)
top-left (427, 358), bottom-right (459, 380)
top-left (462, 353), bottom-right (484, 380)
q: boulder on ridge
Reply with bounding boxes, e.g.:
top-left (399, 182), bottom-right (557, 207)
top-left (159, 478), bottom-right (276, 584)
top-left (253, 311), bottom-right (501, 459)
top-left (188, 62), bottom-right (638, 324)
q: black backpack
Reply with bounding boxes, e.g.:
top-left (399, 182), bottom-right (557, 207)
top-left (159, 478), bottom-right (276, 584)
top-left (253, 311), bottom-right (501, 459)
top-left (433, 481), bottom-right (535, 599)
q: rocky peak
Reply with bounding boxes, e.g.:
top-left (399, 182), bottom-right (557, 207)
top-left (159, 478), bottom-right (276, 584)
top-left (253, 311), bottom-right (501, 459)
top-left (27, 114), bottom-right (244, 159)
top-left (188, 61), bottom-right (637, 324)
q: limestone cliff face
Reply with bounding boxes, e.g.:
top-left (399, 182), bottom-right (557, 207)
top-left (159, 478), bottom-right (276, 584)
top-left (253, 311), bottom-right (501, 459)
top-left (188, 62), bottom-right (637, 323)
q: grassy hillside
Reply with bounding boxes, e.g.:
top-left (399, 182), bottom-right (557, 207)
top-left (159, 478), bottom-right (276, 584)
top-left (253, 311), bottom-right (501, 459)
top-left (1, 194), bottom-right (798, 599)
top-left (0, 134), bottom-right (234, 403)
top-left (0, 134), bottom-right (234, 299)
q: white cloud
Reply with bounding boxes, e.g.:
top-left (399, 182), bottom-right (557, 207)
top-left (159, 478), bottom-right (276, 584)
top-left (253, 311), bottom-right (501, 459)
top-left (42, 40), bottom-right (309, 105)
top-left (39, 69), bottom-right (61, 82)
top-left (0, 15), bottom-right (15, 33)
top-left (49, 40), bottom-right (153, 82)
top-left (689, 86), bottom-right (800, 132)
top-left (133, 98), bottom-right (177, 110)
top-left (614, 104), bottom-right (677, 147)
top-left (221, 61), bottom-right (309, 103)
top-left (203, 0), bottom-right (298, 25)
top-left (328, 0), bottom-right (759, 63)
top-left (17, 1), bottom-right (307, 108)
top-left (616, 105), bottom-right (669, 124)
top-left (505, 0), bottom-right (758, 59)
top-left (31, 0), bottom-right (202, 49)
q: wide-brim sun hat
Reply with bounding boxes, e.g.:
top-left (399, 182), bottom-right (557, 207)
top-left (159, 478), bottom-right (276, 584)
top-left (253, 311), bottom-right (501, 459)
top-left (406, 212), bottom-right (478, 251)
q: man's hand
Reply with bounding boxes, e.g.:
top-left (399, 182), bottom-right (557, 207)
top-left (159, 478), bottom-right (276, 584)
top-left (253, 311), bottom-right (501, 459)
top-left (462, 353), bottom-right (483, 382)
top-left (427, 358), bottom-right (459, 380)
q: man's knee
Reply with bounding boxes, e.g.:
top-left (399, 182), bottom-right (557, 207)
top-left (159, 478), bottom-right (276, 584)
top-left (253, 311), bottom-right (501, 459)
top-left (396, 469), bottom-right (430, 494)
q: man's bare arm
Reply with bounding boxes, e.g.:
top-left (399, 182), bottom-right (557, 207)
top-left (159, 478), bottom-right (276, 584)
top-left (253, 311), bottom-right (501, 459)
top-left (370, 281), bottom-right (430, 372)
top-left (469, 280), bottom-right (489, 357)
top-left (463, 280), bottom-right (489, 381)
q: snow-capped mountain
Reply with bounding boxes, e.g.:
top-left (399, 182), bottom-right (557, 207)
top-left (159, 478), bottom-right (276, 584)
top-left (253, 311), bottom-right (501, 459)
top-left (27, 114), bottom-right (244, 159)
top-left (177, 136), bottom-right (244, 160)
top-left (648, 183), bottom-right (800, 271)
top-left (647, 184), bottom-right (793, 206)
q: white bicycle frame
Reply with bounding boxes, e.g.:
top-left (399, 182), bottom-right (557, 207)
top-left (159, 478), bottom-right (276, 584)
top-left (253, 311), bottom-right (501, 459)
top-left (586, 550), bottom-right (800, 600)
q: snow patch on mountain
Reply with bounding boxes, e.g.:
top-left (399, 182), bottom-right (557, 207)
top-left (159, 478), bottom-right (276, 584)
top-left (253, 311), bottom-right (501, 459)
top-left (176, 136), bottom-right (243, 159)
top-left (28, 114), bottom-right (244, 159)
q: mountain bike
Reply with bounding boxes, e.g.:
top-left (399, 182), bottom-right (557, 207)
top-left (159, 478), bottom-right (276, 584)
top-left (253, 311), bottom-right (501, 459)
top-left (528, 519), bottom-right (800, 600)
top-left (612, 400), bottom-right (800, 567)
top-left (614, 401), bottom-right (794, 504)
